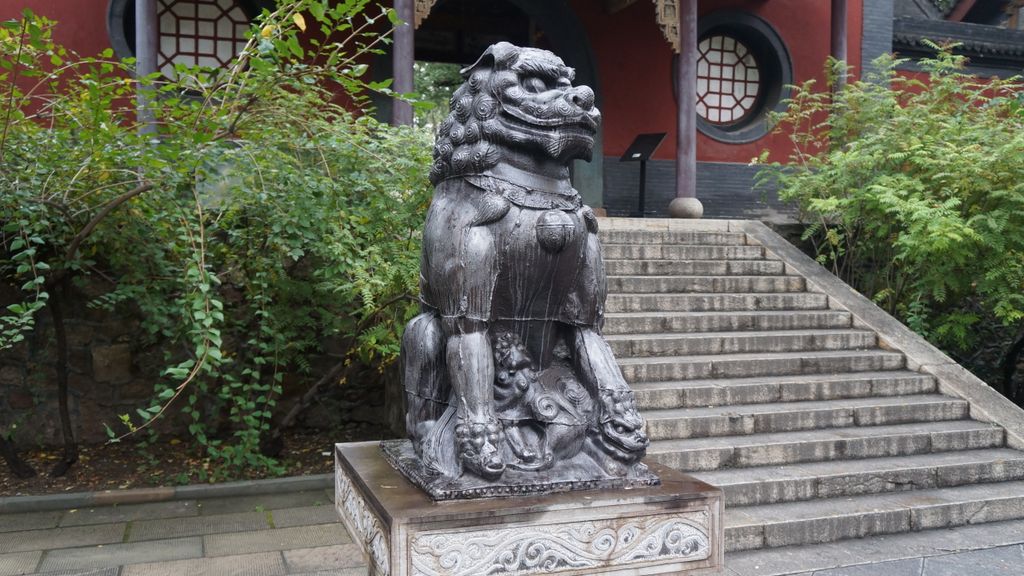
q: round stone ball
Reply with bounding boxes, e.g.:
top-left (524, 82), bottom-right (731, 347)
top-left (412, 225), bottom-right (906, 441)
top-left (667, 197), bottom-right (704, 219)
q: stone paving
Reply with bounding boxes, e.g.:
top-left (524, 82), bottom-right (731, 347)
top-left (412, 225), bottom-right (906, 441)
top-left (4, 484), bottom-right (1024, 575)
top-left (0, 488), bottom-right (367, 576)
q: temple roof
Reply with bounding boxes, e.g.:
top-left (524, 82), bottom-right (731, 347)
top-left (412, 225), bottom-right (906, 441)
top-left (893, 16), bottom-right (1024, 70)
top-left (896, 0), bottom-right (1015, 21)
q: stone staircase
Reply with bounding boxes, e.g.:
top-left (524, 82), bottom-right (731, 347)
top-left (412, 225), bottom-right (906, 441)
top-left (597, 218), bottom-right (1024, 573)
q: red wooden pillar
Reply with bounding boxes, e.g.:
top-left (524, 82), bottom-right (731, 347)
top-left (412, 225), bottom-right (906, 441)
top-left (391, 0), bottom-right (415, 126)
top-left (831, 0), bottom-right (848, 87)
top-left (668, 0), bottom-right (702, 218)
top-left (135, 0), bottom-right (158, 134)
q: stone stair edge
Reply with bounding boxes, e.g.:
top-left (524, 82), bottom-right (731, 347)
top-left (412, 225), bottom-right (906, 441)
top-left (643, 393), bottom-right (967, 418)
top-left (605, 274), bottom-right (793, 279)
top-left (630, 370), bottom-right (934, 390)
top-left (603, 313), bottom-right (854, 337)
top-left (632, 371), bottom-right (937, 410)
top-left (735, 220), bottom-right (1024, 451)
top-left (644, 395), bottom-right (970, 441)
top-left (700, 447), bottom-right (1024, 492)
top-left (724, 478), bottom-right (1024, 551)
top-left (617, 348), bottom-right (905, 364)
top-left (604, 310), bottom-right (851, 318)
top-left (647, 419), bottom-right (1004, 452)
top-left (647, 420), bottom-right (1005, 472)
top-left (608, 330), bottom-right (880, 359)
top-left (724, 517), bottom-right (1024, 576)
top-left (598, 230), bottom-right (752, 245)
top-left (606, 292), bottom-right (830, 313)
top-left (605, 328), bottom-right (877, 340)
top-left (597, 217), bottom-right (742, 232)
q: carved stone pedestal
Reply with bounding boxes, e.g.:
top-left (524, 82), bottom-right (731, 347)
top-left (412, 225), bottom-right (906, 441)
top-left (335, 442), bottom-right (724, 576)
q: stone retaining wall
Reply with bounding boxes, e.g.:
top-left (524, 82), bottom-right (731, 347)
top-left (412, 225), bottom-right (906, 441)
top-left (0, 281), bottom-right (390, 448)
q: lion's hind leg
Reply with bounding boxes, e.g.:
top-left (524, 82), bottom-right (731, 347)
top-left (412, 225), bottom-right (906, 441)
top-left (401, 311), bottom-right (449, 456)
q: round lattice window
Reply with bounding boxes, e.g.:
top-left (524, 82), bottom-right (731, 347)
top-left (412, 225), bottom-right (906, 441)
top-left (157, 0), bottom-right (251, 77)
top-left (672, 12), bottom-right (791, 143)
top-left (696, 35), bottom-right (760, 126)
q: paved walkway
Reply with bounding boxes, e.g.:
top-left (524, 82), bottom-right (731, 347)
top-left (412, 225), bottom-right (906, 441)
top-left (4, 484), bottom-right (1024, 575)
top-left (0, 487), bottom-right (367, 576)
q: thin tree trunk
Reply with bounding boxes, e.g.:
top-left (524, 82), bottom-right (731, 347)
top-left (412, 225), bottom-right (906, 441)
top-left (260, 359), bottom-right (349, 457)
top-left (258, 294), bottom-right (412, 457)
top-left (48, 280), bottom-right (78, 477)
top-left (37, 184), bottom-right (150, 474)
top-left (0, 433), bottom-right (36, 478)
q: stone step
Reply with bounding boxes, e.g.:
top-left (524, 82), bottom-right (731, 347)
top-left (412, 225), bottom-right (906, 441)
top-left (643, 394), bottom-right (969, 440)
top-left (725, 479), bottom-right (1024, 552)
top-left (590, 218), bottom-right (1024, 563)
top-left (603, 310), bottom-right (853, 335)
top-left (632, 371), bottom-right (936, 410)
top-left (617, 349), bottom-right (905, 383)
top-left (606, 329), bottom-right (877, 358)
top-left (604, 259), bottom-right (786, 277)
top-left (606, 275), bottom-right (806, 294)
top-left (726, 517), bottom-right (1024, 576)
top-left (646, 420), bottom-right (1003, 472)
top-left (695, 448), bottom-right (1024, 507)
top-left (606, 292), bottom-right (829, 313)
top-left (602, 244), bottom-right (765, 260)
top-left (598, 230), bottom-right (749, 245)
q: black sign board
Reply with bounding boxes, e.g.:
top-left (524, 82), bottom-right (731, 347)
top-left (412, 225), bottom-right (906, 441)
top-left (619, 133), bottom-right (666, 163)
top-left (619, 133), bottom-right (666, 217)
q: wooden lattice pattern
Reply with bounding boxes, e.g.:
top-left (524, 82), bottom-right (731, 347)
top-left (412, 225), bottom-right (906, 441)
top-left (696, 35), bottom-right (761, 125)
top-left (157, 0), bottom-right (250, 77)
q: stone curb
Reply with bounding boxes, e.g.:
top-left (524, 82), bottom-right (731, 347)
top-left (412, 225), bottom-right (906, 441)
top-left (733, 219), bottom-right (1024, 451)
top-left (0, 473), bottom-right (332, 514)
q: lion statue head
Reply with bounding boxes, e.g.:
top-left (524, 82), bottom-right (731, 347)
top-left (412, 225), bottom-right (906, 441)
top-left (429, 42), bottom-right (602, 186)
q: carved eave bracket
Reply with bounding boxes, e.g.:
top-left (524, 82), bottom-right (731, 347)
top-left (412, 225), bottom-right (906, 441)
top-left (414, 0), bottom-right (436, 29)
top-left (653, 0), bottom-right (681, 53)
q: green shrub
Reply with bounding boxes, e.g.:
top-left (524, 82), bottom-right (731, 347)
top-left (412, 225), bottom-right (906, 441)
top-left (757, 47), bottom-right (1024, 391)
top-left (0, 1), bottom-right (431, 478)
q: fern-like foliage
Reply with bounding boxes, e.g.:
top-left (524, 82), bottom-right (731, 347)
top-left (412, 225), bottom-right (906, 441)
top-left (756, 49), bottom-right (1024, 353)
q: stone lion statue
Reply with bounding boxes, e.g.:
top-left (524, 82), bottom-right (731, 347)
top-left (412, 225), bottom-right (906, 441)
top-left (387, 42), bottom-right (653, 499)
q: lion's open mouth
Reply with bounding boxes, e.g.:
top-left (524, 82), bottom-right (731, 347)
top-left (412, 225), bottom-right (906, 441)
top-left (502, 105), bottom-right (600, 133)
top-left (494, 111), bottom-right (596, 162)
top-left (499, 112), bottom-right (596, 142)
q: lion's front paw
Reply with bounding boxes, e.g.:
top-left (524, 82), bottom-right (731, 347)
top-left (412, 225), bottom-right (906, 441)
top-left (456, 418), bottom-right (506, 480)
top-left (593, 389), bottom-right (649, 464)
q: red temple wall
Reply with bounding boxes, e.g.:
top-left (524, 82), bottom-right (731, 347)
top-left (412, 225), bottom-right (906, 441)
top-left (1, 0), bottom-right (113, 57)
top-left (4, 0), bottom-right (864, 165)
top-left (573, 0), bottom-right (864, 163)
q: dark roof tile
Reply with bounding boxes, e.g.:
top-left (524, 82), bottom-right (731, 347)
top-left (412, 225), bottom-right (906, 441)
top-left (893, 17), bottom-right (1024, 60)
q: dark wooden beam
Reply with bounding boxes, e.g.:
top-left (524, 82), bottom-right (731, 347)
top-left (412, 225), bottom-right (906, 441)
top-left (135, 0), bottom-right (158, 134)
top-left (947, 0), bottom-right (979, 22)
top-left (831, 0), bottom-right (848, 87)
top-left (668, 0), bottom-right (701, 218)
top-left (391, 0), bottom-right (414, 126)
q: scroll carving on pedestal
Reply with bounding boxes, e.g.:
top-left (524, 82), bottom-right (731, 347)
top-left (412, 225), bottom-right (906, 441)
top-left (409, 512), bottom-right (712, 576)
top-left (336, 466), bottom-right (390, 575)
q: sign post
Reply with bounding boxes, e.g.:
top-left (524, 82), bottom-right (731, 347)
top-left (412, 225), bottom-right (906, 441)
top-left (619, 133), bottom-right (666, 217)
